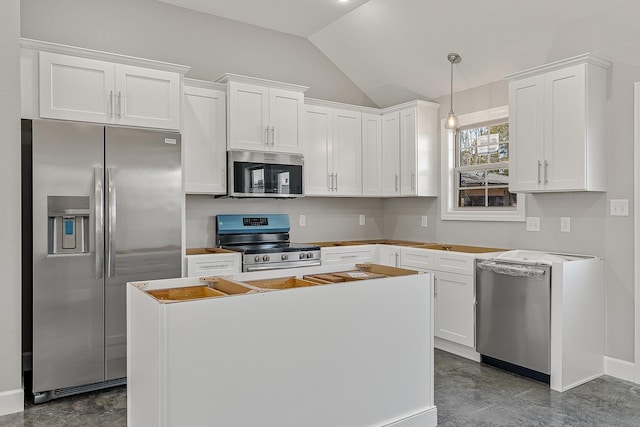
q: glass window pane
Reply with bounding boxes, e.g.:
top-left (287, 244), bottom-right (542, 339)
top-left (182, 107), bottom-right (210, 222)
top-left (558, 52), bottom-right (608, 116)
top-left (487, 188), bottom-right (517, 207)
top-left (458, 189), bottom-right (486, 207)
top-left (498, 142), bottom-right (509, 162)
top-left (459, 170), bottom-right (485, 188)
top-left (486, 169), bottom-right (510, 186)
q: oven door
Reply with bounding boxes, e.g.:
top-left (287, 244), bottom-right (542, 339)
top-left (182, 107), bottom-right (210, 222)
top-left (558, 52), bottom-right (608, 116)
top-left (228, 150), bottom-right (304, 198)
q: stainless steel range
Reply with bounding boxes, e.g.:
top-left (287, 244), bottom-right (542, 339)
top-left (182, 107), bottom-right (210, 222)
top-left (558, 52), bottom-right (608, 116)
top-left (216, 214), bottom-right (321, 272)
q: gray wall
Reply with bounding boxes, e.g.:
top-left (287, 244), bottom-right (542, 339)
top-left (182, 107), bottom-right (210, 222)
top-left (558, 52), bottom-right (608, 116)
top-left (20, 0), bottom-right (376, 107)
top-left (384, 63), bottom-right (637, 363)
top-left (0, 0), bottom-right (23, 415)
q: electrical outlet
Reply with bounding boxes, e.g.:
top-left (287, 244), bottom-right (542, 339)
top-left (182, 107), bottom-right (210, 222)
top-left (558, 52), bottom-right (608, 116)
top-left (526, 216), bottom-right (540, 232)
top-left (299, 214), bottom-right (306, 227)
top-left (421, 216), bottom-right (428, 227)
top-left (610, 199), bottom-right (629, 216)
top-left (359, 214), bottom-right (365, 226)
top-left (560, 217), bottom-right (571, 233)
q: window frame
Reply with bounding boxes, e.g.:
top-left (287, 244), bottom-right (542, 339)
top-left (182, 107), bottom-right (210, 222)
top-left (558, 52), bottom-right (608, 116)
top-left (440, 105), bottom-right (525, 222)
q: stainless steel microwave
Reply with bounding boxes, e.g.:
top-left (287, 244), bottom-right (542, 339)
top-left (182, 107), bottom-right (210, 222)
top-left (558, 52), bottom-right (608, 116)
top-left (227, 150), bottom-right (304, 198)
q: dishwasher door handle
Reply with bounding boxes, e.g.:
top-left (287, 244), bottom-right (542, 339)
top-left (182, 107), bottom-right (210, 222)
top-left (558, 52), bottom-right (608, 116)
top-left (477, 260), bottom-right (547, 279)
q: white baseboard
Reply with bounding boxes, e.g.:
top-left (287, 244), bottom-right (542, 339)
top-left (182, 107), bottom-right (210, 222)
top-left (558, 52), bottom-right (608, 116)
top-left (384, 407), bottom-right (438, 427)
top-left (0, 388), bottom-right (24, 416)
top-left (604, 356), bottom-right (636, 383)
top-left (435, 337), bottom-right (481, 362)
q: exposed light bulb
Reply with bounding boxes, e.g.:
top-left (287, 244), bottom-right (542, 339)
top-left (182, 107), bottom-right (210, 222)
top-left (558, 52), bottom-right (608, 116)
top-left (445, 112), bottom-right (458, 129)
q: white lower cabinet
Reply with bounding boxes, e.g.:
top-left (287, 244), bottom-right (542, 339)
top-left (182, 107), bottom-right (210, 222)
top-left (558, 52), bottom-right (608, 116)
top-left (185, 253), bottom-right (241, 277)
top-left (434, 271), bottom-right (474, 347)
top-left (399, 247), bottom-right (476, 349)
top-left (320, 245), bottom-right (376, 266)
top-left (377, 245), bottom-right (402, 267)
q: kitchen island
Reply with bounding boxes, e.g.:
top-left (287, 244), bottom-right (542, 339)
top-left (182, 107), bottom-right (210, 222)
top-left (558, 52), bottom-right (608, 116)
top-left (127, 264), bottom-right (437, 427)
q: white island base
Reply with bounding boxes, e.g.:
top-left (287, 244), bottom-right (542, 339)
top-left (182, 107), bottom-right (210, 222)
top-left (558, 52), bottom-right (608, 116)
top-left (127, 264), bottom-right (437, 427)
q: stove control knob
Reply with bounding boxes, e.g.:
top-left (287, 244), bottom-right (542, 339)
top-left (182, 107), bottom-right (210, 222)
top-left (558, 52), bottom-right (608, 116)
top-left (263, 255), bottom-right (270, 262)
top-left (299, 253), bottom-right (306, 260)
top-left (254, 255), bottom-right (261, 262)
top-left (306, 252), bottom-right (314, 259)
top-left (281, 254), bottom-right (289, 261)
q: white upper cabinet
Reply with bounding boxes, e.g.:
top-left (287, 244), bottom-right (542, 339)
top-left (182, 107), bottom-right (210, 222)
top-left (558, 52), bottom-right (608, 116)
top-left (303, 102), bottom-right (362, 196)
top-left (399, 102), bottom-right (439, 197)
top-left (183, 79), bottom-right (227, 195)
top-left (217, 74), bottom-right (307, 153)
top-left (507, 54), bottom-right (611, 192)
top-left (362, 113), bottom-right (382, 196)
top-left (37, 48), bottom-right (185, 130)
top-left (381, 111), bottom-right (401, 196)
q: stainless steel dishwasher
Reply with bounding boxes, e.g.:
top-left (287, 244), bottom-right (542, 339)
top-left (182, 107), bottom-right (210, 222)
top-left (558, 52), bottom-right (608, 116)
top-left (475, 259), bottom-right (551, 381)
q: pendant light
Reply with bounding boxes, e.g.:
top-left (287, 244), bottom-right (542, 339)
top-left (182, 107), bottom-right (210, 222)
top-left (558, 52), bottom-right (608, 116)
top-left (444, 53), bottom-right (462, 130)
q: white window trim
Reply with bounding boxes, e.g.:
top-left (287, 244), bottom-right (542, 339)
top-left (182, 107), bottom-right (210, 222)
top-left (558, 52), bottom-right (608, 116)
top-left (440, 105), bottom-right (525, 222)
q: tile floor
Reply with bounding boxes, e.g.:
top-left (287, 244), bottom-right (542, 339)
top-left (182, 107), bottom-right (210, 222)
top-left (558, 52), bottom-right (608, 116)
top-left (1, 349), bottom-right (640, 426)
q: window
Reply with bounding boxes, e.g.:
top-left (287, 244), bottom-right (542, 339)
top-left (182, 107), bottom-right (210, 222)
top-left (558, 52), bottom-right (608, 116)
top-left (441, 106), bottom-right (525, 221)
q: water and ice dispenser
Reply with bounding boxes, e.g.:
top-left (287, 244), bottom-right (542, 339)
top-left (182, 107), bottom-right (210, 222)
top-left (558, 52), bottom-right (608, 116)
top-left (47, 196), bottom-right (90, 254)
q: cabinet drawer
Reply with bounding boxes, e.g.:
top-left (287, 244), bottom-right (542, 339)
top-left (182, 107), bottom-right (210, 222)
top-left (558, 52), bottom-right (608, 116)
top-left (437, 252), bottom-right (475, 275)
top-left (186, 254), bottom-right (241, 277)
top-left (321, 245), bottom-right (376, 266)
top-left (400, 248), bottom-right (437, 270)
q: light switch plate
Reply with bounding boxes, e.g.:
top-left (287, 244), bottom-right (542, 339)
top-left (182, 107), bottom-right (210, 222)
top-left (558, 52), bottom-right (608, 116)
top-left (526, 216), bottom-right (540, 232)
top-left (421, 216), bottom-right (428, 227)
top-left (299, 214), bottom-right (306, 227)
top-left (359, 214), bottom-right (365, 226)
top-left (610, 199), bottom-right (629, 216)
top-left (560, 217), bottom-right (571, 233)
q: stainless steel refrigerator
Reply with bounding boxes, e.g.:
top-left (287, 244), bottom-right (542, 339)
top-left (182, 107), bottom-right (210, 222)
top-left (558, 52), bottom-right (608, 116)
top-left (22, 119), bottom-right (182, 403)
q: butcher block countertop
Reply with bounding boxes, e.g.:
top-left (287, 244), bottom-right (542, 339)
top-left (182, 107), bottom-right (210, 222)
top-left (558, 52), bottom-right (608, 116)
top-left (310, 240), bottom-right (507, 253)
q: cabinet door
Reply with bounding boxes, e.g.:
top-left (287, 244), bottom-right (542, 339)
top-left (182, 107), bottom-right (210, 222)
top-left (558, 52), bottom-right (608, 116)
top-left (269, 88), bottom-right (303, 153)
top-left (377, 245), bottom-right (400, 267)
top-left (400, 108), bottom-right (417, 195)
top-left (381, 111), bottom-right (401, 196)
top-left (508, 75), bottom-right (545, 192)
top-left (39, 51), bottom-right (115, 123)
top-left (303, 105), bottom-right (333, 195)
top-left (332, 109), bottom-right (362, 196)
top-left (362, 113), bottom-right (382, 196)
top-left (434, 271), bottom-right (475, 347)
top-left (544, 64), bottom-right (587, 191)
top-left (228, 82), bottom-right (269, 151)
top-left (183, 84), bottom-right (227, 194)
top-left (114, 64), bottom-right (181, 130)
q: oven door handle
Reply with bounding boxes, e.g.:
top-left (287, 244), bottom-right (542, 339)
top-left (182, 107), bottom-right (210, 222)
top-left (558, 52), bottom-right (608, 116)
top-left (245, 261), bottom-right (322, 272)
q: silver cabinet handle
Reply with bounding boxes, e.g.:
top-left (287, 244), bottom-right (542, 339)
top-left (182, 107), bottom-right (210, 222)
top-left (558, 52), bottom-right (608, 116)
top-left (271, 125), bottom-right (275, 146)
top-left (116, 91), bottom-right (122, 118)
top-left (434, 277), bottom-right (438, 298)
top-left (395, 174), bottom-right (399, 192)
top-left (94, 167), bottom-right (104, 279)
top-left (265, 126), bottom-right (269, 146)
top-left (394, 252), bottom-right (399, 267)
top-left (109, 90), bottom-right (114, 118)
top-left (537, 160), bottom-right (542, 184)
top-left (106, 168), bottom-right (116, 278)
top-left (544, 160), bottom-right (549, 184)
top-left (411, 172), bottom-right (416, 191)
top-left (335, 172), bottom-right (338, 192)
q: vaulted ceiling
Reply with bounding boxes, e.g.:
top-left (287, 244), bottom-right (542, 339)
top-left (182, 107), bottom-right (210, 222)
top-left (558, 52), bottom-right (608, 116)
top-left (159, 0), bottom-right (640, 107)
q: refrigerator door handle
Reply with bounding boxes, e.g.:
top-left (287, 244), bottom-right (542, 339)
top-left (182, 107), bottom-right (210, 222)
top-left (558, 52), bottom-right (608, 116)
top-left (106, 167), bottom-right (116, 278)
top-left (94, 167), bottom-right (104, 279)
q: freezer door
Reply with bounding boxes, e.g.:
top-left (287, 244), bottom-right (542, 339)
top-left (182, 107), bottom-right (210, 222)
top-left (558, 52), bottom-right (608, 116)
top-left (104, 127), bottom-right (182, 380)
top-left (31, 120), bottom-right (105, 392)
